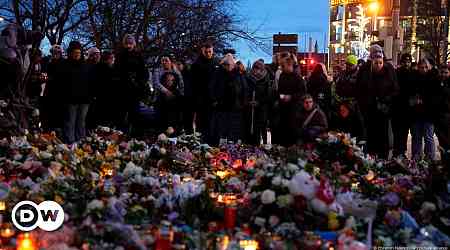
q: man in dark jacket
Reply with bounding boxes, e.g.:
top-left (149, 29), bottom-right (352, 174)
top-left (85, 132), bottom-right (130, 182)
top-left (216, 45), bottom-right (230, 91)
top-left (57, 41), bottom-right (91, 143)
top-left (296, 94), bottom-right (328, 143)
top-left (190, 42), bottom-right (219, 143)
top-left (392, 53), bottom-right (413, 158)
top-left (437, 64), bottom-right (450, 153)
top-left (409, 59), bottom-right (440, 161)
top-left (356, 45), bottom-right (399, 159)
top-left (115, 34), bottom-right (149, 134)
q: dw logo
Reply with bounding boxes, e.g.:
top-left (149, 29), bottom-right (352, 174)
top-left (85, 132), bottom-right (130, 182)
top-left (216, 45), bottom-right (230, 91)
top-left (11, 201), bottom-right (65, 231)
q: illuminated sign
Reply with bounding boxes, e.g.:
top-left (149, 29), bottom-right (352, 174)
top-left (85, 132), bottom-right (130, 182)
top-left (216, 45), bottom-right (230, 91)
top-left (330, 0), bottom-right (369, 6)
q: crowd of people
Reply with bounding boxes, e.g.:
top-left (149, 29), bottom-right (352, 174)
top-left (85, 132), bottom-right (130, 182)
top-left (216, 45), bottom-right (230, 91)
top-left (16, 35), bottom-right (450, 161)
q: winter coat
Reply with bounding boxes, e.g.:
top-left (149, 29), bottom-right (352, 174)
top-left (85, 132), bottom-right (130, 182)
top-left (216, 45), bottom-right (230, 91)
top-left (190, 55), bottom-right (219, 108)
top-left (307, 73), bottom-right (332, 116)
top-left (275, 71), bottom-right (307, 145)
top-left (330, 111), bottom-right (366, 140)
top-left (56, 58), bottom-right (91, 104)
top-left (335, 68), bottom-right (358, 99)
top-left (115, 49), bottom-right (149, 104)
top-left (407, 70), bottom-right (441, 122)
top-left (246, 72), bottom-right (276, 126)
top-left (209, 67), bottom-right (248, 112)
top-left (393, 66), bottom-right (414, 119)
top-left (296, 105), bottom-right (328, 142)
top-left (356, 62), bottom-right (399, 117)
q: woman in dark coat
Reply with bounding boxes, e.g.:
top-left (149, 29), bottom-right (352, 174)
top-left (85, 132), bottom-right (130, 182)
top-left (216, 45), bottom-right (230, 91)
top-left (209, 54), bottom-right (248, 145)
top-left (156, 72), bottom-right (183, 132)
top-left (307, 63), bottom-right (332, 119)
top-left (114, 34), bottom-right (149, 133)
top-left (56, 41), bottom-right (91, 143)
top-left (274, 56), bottom-right (307, 146)
top-left (92, 51), bottom-right (122, 128)
top-left (437, 64), bottom-right (450, 153)
top-left (245, 59), bottom-right (276, 145)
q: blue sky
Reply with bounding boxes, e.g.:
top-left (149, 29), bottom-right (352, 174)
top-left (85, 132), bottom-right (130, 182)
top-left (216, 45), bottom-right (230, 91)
top-left (232, 0), bottom-right (329, 64)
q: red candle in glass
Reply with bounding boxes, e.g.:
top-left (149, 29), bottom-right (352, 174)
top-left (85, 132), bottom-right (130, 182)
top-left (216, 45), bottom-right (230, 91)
top-left (224, 206), bottom-right (237, 230)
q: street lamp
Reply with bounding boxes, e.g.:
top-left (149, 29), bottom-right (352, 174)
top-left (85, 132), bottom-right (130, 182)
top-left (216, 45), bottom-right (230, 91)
top-left (368, 1), bottom-right (379, 36)
top-left (368, 1), bottom-right (379, 14)
top-left (0, 17), bottom-right (4, 22)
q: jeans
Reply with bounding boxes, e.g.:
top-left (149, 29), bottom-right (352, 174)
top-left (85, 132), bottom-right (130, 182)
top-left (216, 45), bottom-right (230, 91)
top-left (63, 104), bottom-right (90, 144)
top-left (411, 121), bottom-right (435, 161)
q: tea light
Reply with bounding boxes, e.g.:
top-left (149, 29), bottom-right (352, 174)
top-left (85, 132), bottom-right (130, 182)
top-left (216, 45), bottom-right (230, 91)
top-left (239, 240), bottom-right (258, 250)
top-left (16, 233), bottom-right (37, 250)
top-left (218, 235), bottom-right (229, 250)
top-left (216, 170), bottom-right (229, 180)
top-left (0, 223), bottom-right (14, 238)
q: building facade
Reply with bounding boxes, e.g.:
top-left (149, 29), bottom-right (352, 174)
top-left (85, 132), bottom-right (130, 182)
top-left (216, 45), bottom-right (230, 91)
top-left (328, 0), bottom-right (413, 70)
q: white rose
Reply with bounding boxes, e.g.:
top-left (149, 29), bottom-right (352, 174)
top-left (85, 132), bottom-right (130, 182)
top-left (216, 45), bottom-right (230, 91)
top-left (158, 133), bottom-right (168, 142)
top-left (87, 199), bottom-right (104, 211)
top-left (261, 189), bottom-right (276, 204)
top-left (282, 179), bottom-right (290, 188)
top-left (287, 163), bottom-right (299, 172)
top-left (40, 151), bottom-right (53, 159)
top-left (271, 176), bottom-right (282, 186)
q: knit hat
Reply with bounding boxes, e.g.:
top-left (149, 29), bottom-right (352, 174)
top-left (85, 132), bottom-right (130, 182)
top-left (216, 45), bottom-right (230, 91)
top-left (369, 44), bottom-right (383, 59)
top-left (346, 55), bottom-right (358, 65)
top-left (220, 53), bottom-right (236, 66)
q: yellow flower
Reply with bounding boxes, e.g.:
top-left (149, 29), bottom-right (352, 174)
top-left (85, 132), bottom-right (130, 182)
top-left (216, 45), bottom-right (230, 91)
top-left (54, 195), bottom-right (64, 204)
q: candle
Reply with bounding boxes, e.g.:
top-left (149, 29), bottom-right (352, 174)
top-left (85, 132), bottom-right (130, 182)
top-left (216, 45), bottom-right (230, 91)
top-left (224, 205), bottom-right (237, 230)
top-left (239, 240), bottom-right (258, 250)
top-left (216, 170), bottom-right (229, 180)
top-left (0, 224), bottom-right (14, 238)
top-left (16, 233), bottom-right (37, 250)
top-left (0, 201), bottom-right (5, 211)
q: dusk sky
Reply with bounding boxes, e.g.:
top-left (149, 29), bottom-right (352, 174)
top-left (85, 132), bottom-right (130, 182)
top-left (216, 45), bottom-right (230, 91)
top-left (233, 0), bottom-right (329, 64)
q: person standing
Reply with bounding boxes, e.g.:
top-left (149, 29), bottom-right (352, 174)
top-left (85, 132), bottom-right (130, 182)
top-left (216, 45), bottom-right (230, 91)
top-left (245, 59), bottom-right (276, 144)
top-left (115, 34), bottom-right (149, 134)
top-left (356, 45), bottom-right (399, 159)
top-left (335, 55), bottom-right (359, 100)
top-left (274, 55), bottom-right (307, 146)
top-left (409, 59), bottom-right (440, 161)
top-left (156, 72), bottom-right (183, 132)
top-left (436, 64), bottom-right (450, 153)
top-left (190, 42), bottom-right (219, 143)
top-left (41, 45), bottom-right (64, 133)
top-left (209, 54), bottom-right (248, 145)
top-left (86, 47), bottom-right (102, 131)
top-left (392, 53), bottom-right (413, 158)
top-left (93, 51), bottom-right (121, 128)
top-left (57, 41), bottom-right (91, 144)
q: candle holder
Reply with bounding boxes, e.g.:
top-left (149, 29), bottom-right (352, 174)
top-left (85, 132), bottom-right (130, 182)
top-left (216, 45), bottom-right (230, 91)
top-left (0, 200), bottom-right (6, 211)
top-left (239, 239), bottom-right (258, 250)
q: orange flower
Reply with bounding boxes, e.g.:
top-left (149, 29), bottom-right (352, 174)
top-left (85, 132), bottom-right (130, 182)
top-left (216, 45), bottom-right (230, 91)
top-left (105, 145), bottom-right (118, 158)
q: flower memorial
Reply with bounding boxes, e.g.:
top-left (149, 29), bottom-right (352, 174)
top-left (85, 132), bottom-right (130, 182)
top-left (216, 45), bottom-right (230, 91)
top-left (0, 128), bottom-right (449, 249)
